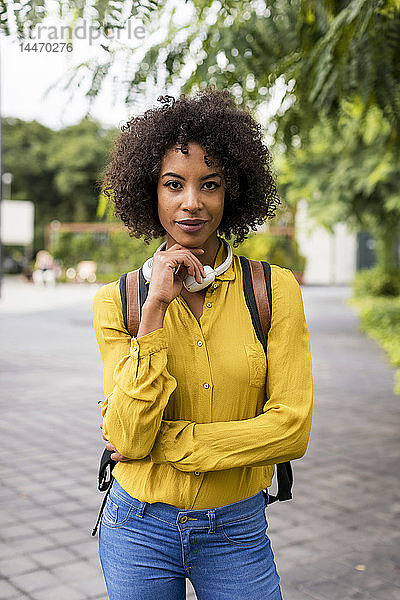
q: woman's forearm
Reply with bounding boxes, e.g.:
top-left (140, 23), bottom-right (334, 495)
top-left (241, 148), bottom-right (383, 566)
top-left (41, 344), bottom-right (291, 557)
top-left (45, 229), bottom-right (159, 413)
top-left (137, 299), bottom-right (168, 338)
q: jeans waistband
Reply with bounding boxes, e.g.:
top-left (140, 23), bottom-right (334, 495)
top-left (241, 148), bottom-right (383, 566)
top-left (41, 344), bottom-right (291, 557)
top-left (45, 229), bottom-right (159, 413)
top-left (109, 479), bottom-right (268, 530)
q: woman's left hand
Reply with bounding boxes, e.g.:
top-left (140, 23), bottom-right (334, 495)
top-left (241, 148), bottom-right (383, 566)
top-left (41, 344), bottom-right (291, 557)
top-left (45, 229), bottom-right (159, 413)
top-left (100, 421), bottom-right (131, 462)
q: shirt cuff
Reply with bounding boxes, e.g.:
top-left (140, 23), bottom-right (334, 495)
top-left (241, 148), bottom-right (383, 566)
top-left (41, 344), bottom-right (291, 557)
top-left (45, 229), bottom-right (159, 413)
top-left (130, 327), bottom-right (168, 359)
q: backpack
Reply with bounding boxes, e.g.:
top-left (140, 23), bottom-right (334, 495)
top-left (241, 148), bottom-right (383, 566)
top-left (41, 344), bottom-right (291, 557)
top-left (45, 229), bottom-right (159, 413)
top-left (91, 256), bottom-right (293, 536)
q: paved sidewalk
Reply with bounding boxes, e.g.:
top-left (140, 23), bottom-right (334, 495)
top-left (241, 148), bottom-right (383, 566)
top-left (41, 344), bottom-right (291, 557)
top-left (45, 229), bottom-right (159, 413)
top-left (0, 279), bottom-right (399, 599)
top-left (0, 276), bottom-right (99, 315)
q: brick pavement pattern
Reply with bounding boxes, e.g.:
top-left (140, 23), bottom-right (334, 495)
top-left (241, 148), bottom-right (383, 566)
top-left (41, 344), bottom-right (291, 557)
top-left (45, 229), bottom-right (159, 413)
top-left (0, 280), bottom-right (399, 599)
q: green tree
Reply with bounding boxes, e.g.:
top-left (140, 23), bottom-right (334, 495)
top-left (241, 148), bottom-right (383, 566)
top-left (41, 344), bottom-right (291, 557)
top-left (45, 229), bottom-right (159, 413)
top-left (277, 98), bottom-right (400, 273)
top-left (2, 116), bottom-right (118, 248)
top-left (46, 117), bottom-right (118, 222)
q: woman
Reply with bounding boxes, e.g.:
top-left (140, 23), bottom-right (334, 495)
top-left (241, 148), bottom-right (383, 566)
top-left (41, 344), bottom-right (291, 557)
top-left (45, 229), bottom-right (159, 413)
top-left (93, 88), bottom-right (313, 600)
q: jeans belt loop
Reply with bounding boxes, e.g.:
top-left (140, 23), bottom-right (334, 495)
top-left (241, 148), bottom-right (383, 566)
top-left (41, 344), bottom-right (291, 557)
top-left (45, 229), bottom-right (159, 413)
top-left (207, 509), bottom-right (216, 534)
top-left (135, 501), bottom-right (147, 518)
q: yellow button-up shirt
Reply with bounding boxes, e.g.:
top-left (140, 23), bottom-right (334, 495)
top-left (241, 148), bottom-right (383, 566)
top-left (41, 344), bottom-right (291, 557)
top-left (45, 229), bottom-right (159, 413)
top-left (93, 238), bottom-right (313, 509)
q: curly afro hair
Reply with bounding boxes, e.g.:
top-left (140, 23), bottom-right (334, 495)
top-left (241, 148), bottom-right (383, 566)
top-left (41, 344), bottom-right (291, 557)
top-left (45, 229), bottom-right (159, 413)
top-left (100, 87), bottom-right (280, 247)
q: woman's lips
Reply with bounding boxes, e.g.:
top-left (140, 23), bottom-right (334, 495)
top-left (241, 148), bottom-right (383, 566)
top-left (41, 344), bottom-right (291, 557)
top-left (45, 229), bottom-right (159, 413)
top-left (175, 221), bottom-right (207, 232)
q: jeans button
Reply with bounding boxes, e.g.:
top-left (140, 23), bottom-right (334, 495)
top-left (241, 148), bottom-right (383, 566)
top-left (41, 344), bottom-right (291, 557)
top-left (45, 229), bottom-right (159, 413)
top-left (180, 515), bottom-right (188, 523)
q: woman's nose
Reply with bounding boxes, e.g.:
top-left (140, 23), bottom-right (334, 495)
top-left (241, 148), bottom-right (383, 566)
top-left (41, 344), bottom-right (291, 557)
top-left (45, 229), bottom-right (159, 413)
top-left (181, 189), bottom-right (202, 210)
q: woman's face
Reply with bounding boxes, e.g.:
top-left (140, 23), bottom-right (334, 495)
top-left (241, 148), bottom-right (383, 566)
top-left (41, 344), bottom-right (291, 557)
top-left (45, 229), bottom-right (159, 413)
top-left (157, 142), bottom-right (225, 252)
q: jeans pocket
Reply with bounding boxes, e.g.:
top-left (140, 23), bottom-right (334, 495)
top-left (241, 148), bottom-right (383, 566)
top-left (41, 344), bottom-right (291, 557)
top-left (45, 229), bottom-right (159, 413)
top-left (102, 493), bottom-right (134, 528)
top-left (220, 507), bottom-right (267, 547)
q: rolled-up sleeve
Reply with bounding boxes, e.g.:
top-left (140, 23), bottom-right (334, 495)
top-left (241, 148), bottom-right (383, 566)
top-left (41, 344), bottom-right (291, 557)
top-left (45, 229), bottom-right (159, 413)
top-left (149, 267), bottom-right (313, 472)
top-left (93, 282), bottom-right (177, 460)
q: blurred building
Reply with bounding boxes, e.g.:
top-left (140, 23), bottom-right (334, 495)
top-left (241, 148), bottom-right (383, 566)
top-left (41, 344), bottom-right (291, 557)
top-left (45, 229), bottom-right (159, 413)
top-left (295, 199), bottom-right (376, 285)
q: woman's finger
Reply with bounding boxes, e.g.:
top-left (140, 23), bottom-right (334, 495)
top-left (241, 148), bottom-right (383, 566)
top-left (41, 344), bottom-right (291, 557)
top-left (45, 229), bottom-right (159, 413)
top-left (111, 451), bottom-right (131, 462)
top-left (172, 252), bottom-right (205, 283)
top-left (161, 248), bottom-right (206, 281)
top-left (182, 255), bottom-right (204, 283)
top-left (105, 441), bottom-right (130, 461)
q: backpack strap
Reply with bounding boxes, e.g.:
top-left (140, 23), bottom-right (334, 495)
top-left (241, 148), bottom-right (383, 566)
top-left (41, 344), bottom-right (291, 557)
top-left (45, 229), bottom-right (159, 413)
top-left (121, 268), bottom-right (149, 336)
top-left (239, 257), bottom-right (270, 351)
top-left (248, 259), bottom-right (271, 347)
top-left (126, 270), bottom-right (140, 336)
top-left (269, 462), bottom-right (293, 504)
top-left (239, 256), bottom-right (293, 505)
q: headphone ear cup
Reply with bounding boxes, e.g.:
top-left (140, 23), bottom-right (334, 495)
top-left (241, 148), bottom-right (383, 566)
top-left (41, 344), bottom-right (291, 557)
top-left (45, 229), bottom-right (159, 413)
top-left (183, 266), bottom-right (215, 292)
top-left (142, 242), bottom-right (166, 282)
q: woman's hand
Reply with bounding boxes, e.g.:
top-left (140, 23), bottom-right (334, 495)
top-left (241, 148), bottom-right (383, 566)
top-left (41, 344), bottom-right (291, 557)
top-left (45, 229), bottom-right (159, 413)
top-left (147, 244), bottom-right (206, 307)
top-left (100, 422), bottom-right (131, 462)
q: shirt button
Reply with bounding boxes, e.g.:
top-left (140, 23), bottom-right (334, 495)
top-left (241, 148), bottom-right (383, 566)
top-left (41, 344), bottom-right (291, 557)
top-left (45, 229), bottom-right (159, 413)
top-left (206, 302), bottom-right (212, 308)
top-left (197, 340), bottom-right (203, 347)
top-left (213, 283), bottom-right (218, 289)
top-left (132, 345), bottom-right (138, 352)
top-left (203, 383), bottom-right (210, 389)
top-left (179, 515), bottom-right (188, 523)
top-left (194, 471), bottom-right (201, 476)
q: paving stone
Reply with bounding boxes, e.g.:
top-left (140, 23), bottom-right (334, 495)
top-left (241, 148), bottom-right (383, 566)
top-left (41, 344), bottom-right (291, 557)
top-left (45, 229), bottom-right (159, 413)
top-left (0, 579), bottom-right (20, 599)
top-left (371, 586), bottom-right (400, 600)
top-left (52, 561), bottom-right (99, 583)
top-left (0, 556), bottom-right (37, 577)
top-left (280, 585), bottom-right (315, 600)
top-left (299, 579), bottom-right (367, 600)
top-left (64, 511), bottom-right (96, 528)
top-left (71, 577), bottom-right (108, 597)
top-left (33, 547), bottom-right (76, 569)
top-left (11, 568), bottom-right (62, 593)
top-left (0, 524), bottom-right (37, 541)
top-left (47, 529), bottom-right (89, 546)
top-left (8, 535), bottom-right (56, 554)
top-left (29, 516), bottom-right (73, 534)
top-left (72, 540), bottom-right (100, 561)
top-left (30, 584), bottom-right (86, 600)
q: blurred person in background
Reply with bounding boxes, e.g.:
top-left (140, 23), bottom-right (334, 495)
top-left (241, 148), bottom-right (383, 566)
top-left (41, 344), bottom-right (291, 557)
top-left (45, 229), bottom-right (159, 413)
top-left (32, 250), bottom-right (57, 286)
top-left (92, 89), bottom-right (313, 600)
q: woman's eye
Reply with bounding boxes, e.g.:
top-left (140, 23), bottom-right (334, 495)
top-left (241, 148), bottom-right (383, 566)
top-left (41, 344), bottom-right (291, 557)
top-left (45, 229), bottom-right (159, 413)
top-left (202, 181), bottom-right (220, 190)
top-left (165, 181), bottom-right (182, 190)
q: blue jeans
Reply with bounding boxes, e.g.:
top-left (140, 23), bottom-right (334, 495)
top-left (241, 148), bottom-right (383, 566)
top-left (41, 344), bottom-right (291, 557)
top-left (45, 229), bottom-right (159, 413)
top-left (99, 478), bottom-right (282, 600)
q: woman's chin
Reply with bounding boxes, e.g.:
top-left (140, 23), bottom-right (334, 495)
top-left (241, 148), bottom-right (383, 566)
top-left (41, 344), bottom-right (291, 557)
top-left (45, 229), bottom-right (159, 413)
top-left (166, 228), bottom-right (210, 248)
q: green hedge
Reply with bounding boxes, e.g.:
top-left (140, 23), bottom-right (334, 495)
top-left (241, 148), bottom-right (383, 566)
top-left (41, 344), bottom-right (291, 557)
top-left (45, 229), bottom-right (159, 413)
top-left (51, 231), bottom-right (160, 282)
top-left (353, 266), bottom-right (400, 298)
top-left (350, 294), bottom-right (400, 395)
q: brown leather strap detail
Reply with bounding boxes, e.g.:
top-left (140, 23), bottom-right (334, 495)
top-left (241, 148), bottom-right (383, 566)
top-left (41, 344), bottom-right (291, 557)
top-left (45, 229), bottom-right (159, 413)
top-left (126, 270), bottom-right (140, 337)
top-left (248, 259), bottom-right (271, 345)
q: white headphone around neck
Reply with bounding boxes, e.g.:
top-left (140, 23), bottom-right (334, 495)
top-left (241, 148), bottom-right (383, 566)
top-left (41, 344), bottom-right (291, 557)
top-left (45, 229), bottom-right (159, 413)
top-left (142, 238), bottom-right (233, 292)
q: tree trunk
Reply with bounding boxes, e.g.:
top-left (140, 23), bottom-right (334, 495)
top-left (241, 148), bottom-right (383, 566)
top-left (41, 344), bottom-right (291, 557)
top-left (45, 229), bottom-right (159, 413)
top-left (372, 220), bottom-right (399, 274)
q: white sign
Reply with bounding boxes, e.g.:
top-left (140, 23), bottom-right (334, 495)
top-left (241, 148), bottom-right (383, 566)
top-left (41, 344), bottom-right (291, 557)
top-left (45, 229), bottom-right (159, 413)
top-left (1, 200), bottom-right (35, 245)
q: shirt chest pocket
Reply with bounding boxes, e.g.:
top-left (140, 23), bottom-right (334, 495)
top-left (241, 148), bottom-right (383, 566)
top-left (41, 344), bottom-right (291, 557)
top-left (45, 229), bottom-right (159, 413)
top-left (244, 342), bottom-right (267, 388)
